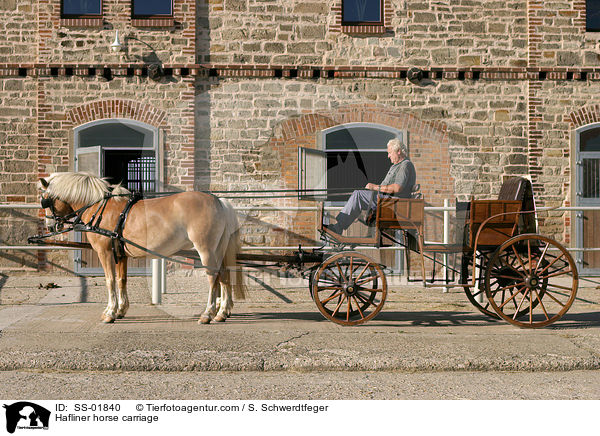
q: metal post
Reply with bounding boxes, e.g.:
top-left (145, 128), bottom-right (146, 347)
top-left (443, 199), bottom-right (450, 292)
top-left (160, 258), bottom-right (167, 294)
top-left (152, 258), bottom-right (161, 305)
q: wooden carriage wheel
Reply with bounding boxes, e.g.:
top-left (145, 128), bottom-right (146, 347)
top-left (484, 234), bottom-right (578, 328)
top-left (461, 251), bottom-right (499, 319)
top-left (311, 252), bottom-right (387, 326)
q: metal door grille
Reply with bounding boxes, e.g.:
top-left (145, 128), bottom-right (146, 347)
top-left (583, 158), bottom-right (600, 198)
top-left (127, 156), bottom-right (156, 193)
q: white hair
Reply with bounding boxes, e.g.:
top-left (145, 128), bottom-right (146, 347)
top-left (40, 172), bottom-right (130, 205)
top-left (387, 138), bottom-right (408, 156)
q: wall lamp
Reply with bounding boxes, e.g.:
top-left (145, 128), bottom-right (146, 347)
top-left (109, 30), bottom-right (164, 82)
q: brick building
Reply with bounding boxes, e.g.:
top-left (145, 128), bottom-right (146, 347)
top-left (0, 0), bottom-right (599, 275)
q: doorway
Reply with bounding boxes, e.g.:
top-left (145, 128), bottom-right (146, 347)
top-left (73, 119), bottom-right (159, 275)
top-left (575, 124), bottom-right (600, 275)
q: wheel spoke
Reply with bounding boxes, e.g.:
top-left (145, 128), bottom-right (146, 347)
top-left (536, 252), bottom-right (566, 277)
top-left (499, 254), bottom-right (527, 279)
top-left (527, 240), bottom-right (533, 274)
top-left (489, 280), bottom-right (527, 295)
top-left (321, 291), bottom-right (344, 304)
top-left (513, 288), bottom-right (530, 320)
top-left (351, 296), bottom-right (365, 319)
top-left (534, 242), bottom-right (550, 274)
top-left (532, 289), bottom-right (550, 321)
top-left (542, 289), bottom-right (568, 307)
top-left (510, 245), bottom-right (528, 273)
top-left (354, 262), bottom-right (370, 282)
top-left (537, 269), bottom-right (573, 280)
top-left (331, 294), bottom-right (347, 317)
top-left (499, 285), bottom-right (527, 309)
top-left (356, 274), bottom-right (378, 286)
top-left (346, 296), bottom-right (352, 322)
top-left (317, 285), bottom-right (344, 292)
top-left (544, 282), bottom-right (575, 292)
top-left (335, 262), bottom-right (347, 284)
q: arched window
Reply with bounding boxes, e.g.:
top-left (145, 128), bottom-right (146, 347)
top-left (73, 119), bottom-right (159, 275)
top-left (299, 123), bottom-right (406, 203)
top-left (75, 119), bottom-right (158, 193)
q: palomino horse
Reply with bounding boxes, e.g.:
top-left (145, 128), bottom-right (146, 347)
top-left (39, 172), bottom-right (246, 324)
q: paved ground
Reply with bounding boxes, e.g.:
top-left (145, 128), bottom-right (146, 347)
top-left (0, 271), bottom-right (599, 399)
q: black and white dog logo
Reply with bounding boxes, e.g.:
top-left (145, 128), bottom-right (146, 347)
top-left (3, 402), bottom-right (50, 433)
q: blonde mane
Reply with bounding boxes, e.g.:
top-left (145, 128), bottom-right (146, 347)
top-left (44, 172), bottom-right (131, 205)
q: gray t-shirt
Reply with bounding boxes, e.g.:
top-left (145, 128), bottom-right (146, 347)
top-left (380, 158), bottom-right (416, 198)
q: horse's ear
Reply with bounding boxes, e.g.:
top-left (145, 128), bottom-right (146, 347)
top-left (39, 178), bottom-right (49, 189)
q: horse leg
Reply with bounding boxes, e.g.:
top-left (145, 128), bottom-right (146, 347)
top-left (97, 249), bottom-right (118, 323)
top-left (199, 271), bottom-right (220, 324)
top-left (195, 245), bottom-right (220, 324)
top-left (115, 259), bottom-right (129, 319)
top-left (214, 265), bottom-right (234, 322)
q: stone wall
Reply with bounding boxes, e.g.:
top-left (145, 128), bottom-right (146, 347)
top-left (205, 0), bottom-right (527, 67)
top-left (2, 0), bottom-right (600, 272)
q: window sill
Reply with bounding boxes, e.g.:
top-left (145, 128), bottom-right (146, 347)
top-left (132, 18), bottom-right (175, 28)
top-left (341, 25), bottom-right (386, 35)
top-left (60, 18), bottom-right (103, 28)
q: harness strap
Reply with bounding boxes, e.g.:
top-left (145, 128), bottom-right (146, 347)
top-left (111, 192), bottom-right (142, 263)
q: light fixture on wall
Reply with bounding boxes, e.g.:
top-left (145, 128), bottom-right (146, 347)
top-left (111, 30), bottom-right (123, 52)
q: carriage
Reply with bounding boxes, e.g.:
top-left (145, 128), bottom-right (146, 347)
top-left (310, 176), bottom-right (578, 328)
top-left (30, 173), bottom-right (578, 329)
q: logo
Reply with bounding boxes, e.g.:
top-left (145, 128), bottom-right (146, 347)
top-left (3, 402), bottom-right (50, 434)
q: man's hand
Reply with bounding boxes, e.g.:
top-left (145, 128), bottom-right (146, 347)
top-left (365, 183), bottom-right (378, 191)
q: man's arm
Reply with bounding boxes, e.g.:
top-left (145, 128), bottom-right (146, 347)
top-left (365, 182), bottom-right (401, 194)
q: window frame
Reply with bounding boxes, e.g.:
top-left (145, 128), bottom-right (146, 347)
top-left (341, 0), bottom-right (384, 26)
top-left (60, 0), bottom-right (103, 19)
top-left (131, 0), bottom-right (174, 19)
top-left (298, 122), bottom-right (408, 206)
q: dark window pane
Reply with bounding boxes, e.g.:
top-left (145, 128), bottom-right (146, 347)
top-left (588, 0), bottom-right (600, 31)
top-left (132, 0), bottom-right (173, 16)
top-left (62, 0), bottom-right (101, 16)
top-left (580, 127), bottom-right (600, 152)
top-left (326, 151), bottom-right (389, 201)
top-left (326, 127), bottom-right (398, 150)
top-left (342, 0), bottom-right (381, 23)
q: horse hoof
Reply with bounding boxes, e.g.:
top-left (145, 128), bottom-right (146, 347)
top-left (199, 315), bottom-right (211, 325)
top-left (101, 316), bottom-right (115, 324)
top-left (116, 314), bottom-right (125, 319)
top-left (214, 314), bottom-right (227, 322)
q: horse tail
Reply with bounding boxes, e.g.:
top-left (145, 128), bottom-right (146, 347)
top-left (220, 199), bottom-right (247, 300)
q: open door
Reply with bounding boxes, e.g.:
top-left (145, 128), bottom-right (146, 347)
top-left (298, 146), bottom-right (326, 201)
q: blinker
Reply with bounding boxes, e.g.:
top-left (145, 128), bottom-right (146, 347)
top-left (41, 197), bottom-right (53, 209)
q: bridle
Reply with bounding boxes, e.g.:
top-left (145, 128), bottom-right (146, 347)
top-left (40, 195), bottom-right (104, 232)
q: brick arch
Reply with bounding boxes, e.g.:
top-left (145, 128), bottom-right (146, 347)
top-left (270, 104), bottom-right (454, 246)
top-left (274, 104), bottom-right (452, 202)
top-left (568, 105), bottom-right (600, 128)
top-left (66, 99), bottom-right (168, 128)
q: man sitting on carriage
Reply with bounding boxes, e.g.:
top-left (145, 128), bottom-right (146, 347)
top-left (327, 137), bottom-right (417, 235)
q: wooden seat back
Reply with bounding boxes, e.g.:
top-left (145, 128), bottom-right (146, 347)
top-left (377, 198), bottom-right (425, 231)
top-left (469, 200), bottom-right (521, 247)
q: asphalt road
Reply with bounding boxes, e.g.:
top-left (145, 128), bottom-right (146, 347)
top-left (0, 273), bottom-right (599, 400)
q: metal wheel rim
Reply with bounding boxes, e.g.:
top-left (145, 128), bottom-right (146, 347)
top-left (484, 234), bottom-right (578, 328)
top-left (311, 252), bottom-right (387, 326)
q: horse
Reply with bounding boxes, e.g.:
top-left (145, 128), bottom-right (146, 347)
top-left (38, 172), bottom-right (246, 324)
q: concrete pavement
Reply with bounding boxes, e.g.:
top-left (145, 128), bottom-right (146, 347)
top-left (0, 272), bottom-right (599, 373)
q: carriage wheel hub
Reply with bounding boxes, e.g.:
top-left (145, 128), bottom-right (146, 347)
top-left (526, 275), bottom-right (540, 289)
top-left (344, 282), bottom-right (357, 296)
